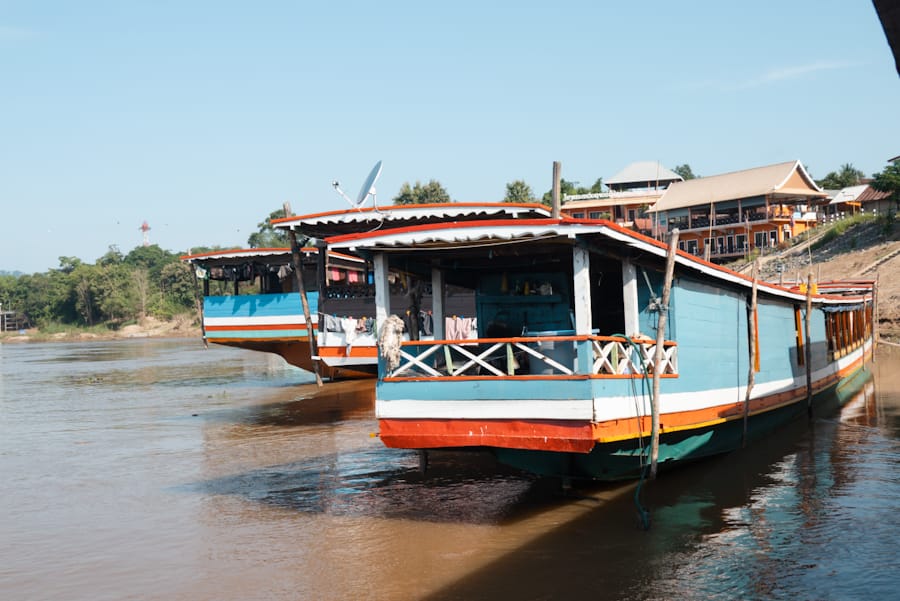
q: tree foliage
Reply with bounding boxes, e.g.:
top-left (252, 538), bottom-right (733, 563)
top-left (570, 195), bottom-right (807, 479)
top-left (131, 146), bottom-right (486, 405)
top-left (816, 163), bottom-right (865, 189)
top-left (673, 164), bottom-right (698, 180)
top-left (540, 178), bottom-right (602, 205)
top-left (0, 207), bottom-right (317, 329)
top-left (503, 180), bottom-right (536, 203)
top-left (247, 208), bottom-right (290, 248)
top-left (393, 180), bottom-right (451, 205)
top-left (871, 159), bottom-right (900, 208)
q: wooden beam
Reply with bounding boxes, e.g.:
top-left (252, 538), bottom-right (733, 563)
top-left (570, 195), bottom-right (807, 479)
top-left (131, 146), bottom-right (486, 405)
top-left (650, 228), bottom-right (679, 479)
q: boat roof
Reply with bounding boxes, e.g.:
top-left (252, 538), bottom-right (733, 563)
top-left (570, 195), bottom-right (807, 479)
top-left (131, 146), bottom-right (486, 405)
top-left (180, 247), bottom-right (364, 266)
top-left (271, 202), bottom-right (552, 239)
top-left (326, 217), bottom-right (872, 306)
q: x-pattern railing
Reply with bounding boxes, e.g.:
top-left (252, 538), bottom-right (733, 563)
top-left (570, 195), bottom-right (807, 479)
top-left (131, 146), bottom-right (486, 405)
top-left (386, 335), bottom-right (677, 379)
top-left (591, 337), bottom-right (678, 376)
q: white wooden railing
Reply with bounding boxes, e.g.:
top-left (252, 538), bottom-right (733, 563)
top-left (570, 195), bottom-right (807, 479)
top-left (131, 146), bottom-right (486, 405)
top-left (384, 335), bottom-right (677, 379)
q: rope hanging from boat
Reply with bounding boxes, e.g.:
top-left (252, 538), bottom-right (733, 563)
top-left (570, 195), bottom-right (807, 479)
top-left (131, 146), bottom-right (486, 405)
top-left (615, 333), bottom-right (654, 530)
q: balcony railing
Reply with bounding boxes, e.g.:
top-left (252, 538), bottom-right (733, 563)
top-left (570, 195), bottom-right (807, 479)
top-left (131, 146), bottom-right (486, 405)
top-left (384, 334), bottom-right (678, 380)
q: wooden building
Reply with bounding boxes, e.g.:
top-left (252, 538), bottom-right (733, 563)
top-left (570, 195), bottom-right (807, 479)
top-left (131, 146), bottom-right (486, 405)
top-left (648, 161), bottom-right (826, 261)
top-left (560, 161), bottom-right (682, 228)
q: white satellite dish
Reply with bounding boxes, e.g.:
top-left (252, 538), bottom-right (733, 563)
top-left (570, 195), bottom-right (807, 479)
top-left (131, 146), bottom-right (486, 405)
top-left (332, 160), bottom-right (383, 209)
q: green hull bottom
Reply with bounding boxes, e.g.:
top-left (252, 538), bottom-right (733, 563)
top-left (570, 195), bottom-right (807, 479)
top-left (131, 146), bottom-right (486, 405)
top-left (493, 365), bottom-right (873, 481)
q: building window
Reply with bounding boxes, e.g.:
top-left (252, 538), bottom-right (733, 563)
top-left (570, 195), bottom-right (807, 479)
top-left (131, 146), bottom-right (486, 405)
top-left (754, 232), bottom-right (767, 248)
top-left (589, 211), bottom-right (601, 219)
top-left (686, 240), bottom-right (698, 255)
top-left (572, 212), bottom-right (585, 218)
top-left (628, 209), bottom-right (636, 221)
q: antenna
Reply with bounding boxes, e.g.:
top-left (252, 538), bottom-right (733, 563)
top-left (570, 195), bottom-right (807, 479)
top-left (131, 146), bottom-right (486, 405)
top-left (332, 160), bottom-right (383, 209)
top-left (140, 220), bottom-right (151, 246)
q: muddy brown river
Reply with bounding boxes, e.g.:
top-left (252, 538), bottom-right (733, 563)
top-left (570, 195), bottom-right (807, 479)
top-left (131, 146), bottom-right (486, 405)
top-left (1, 338), bottom-right (898, 600)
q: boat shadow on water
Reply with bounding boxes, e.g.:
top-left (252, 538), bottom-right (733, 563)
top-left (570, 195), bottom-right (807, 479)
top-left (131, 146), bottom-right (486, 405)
top-left (422, 376), bottom-right (886, 600)
top-left (178, 374), bottom-right (879, 539)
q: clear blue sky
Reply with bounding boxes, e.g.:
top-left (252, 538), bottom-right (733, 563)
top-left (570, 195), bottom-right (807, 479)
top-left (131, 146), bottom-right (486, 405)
top-left (2, 1), bottom-right (898, 274)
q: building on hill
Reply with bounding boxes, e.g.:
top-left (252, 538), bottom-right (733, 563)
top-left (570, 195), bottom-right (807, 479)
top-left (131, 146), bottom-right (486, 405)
top-left (648, 160), bottom-right (826, 262)
top-left (823, 184), bottom-right (869, 219)
top-left (560, 161), bottom-right (682, 228)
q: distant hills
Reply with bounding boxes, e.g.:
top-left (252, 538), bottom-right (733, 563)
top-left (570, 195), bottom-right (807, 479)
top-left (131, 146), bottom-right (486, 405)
top-left (0, 270), bottom-right (24, 277)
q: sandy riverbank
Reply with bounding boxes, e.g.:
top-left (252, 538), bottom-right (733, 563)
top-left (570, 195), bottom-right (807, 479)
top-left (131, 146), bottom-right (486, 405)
top-left (0, 315), bottom-right (201, 344)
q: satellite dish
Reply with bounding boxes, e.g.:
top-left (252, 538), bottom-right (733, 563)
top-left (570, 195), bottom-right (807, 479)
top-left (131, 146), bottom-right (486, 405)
top-left (332, 160), bottom-right (383, 209)
top-left (355, 160), bottom-right (383, 207)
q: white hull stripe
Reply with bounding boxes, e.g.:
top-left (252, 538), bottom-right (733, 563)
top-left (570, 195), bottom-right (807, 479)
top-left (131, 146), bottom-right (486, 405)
top-left (377, 344), bottom-right (869, 422)
top-left (205, 315), bottom-right (313, 327)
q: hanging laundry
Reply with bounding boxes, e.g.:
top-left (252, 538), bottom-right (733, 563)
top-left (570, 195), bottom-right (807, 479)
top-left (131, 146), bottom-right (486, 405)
top-left (340, 317), bottom-right (358, 354)
top-left (322, 314), bottom-right (342, 332)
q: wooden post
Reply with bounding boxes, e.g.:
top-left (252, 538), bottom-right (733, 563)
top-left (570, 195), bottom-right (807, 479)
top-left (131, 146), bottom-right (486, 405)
top-left (805, 273), bottom-right (813, 417)
top-left (192, 266), bottom-right (208, 348)
top-left (284, 202), bottom-right (323, 387)
top-left (742, 260), bottom-right (758, 447)
top-left (650, 229), bottom-right (679, 479)
top-left (551, 161), bottom-right (561, 219)
top-left (873, 273), bottom-right (879, 363)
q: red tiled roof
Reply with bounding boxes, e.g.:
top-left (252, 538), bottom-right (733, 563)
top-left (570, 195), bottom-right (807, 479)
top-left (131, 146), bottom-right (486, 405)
top-left (857, 186), bottom-right (893, 203)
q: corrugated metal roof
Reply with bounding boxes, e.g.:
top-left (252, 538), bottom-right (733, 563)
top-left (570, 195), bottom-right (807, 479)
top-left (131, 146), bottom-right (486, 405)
top-left (325, 218), bottom-right (871, 306)
top-left (827, 184), bottom-right (869, 206)
top-left (273, 203), bottom-right (551, 238)
top-left (649, 161), bottom-right (825, 213)
top-left (180, 247), bottom-right (363, 265)
top-left (606, 162), bottom-right (683, 186)
top-left (856, 185), bottom-right (893, 203)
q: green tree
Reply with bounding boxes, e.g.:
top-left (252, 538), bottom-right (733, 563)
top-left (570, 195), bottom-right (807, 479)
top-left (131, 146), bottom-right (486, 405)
top-left (673, 164), bottom-right (698, 180)
top-left (871, 159), bottom-right (900, 209)
top-left (124, 244), bottom-right (176, 281)
top-left (97, 245), bottom-right (124, 267)
top-left (503, 180), bottom-right (536, 203)
top-left (93, 264), bottom-right (137, 324)
top-left (816, 163), bottom-right (865, 189)
top-left (247, 209), bottom-right (290, 248)
top-left (393, 180), bottom-right (451, 205)
top-left (541, 178), bottom-right (599, 205)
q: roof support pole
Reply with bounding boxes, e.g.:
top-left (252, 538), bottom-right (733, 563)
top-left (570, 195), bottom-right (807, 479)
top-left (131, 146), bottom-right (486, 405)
top-left (622, 259), bottom-right (640, 337)
top-left (431, 267), bottom-right (445, 340)
top-left (572, 245), bottom-right (593, 374)
top-left (373, 252), bottom-right (391, 334)
top-left (650, 228), bottom-right (679, 479)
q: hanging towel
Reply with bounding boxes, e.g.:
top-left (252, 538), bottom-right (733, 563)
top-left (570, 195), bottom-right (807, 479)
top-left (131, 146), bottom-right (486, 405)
top-left (339, 317), bottom-right (358, 354)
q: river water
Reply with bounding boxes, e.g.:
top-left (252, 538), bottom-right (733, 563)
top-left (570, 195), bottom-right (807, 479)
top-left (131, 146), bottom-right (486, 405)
top-left (1, 338), bottom-right (898, 601)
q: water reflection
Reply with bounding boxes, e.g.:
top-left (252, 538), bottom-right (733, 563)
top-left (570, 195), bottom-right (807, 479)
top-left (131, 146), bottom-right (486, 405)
top-left (2, 340), bottom-right (898, 601)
